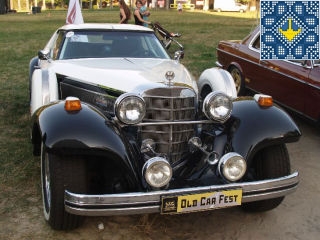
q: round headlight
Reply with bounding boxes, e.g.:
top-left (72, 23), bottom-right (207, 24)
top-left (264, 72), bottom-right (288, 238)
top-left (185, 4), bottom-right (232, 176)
top-left (218, 153), bottom-right (246, 182)
top-left (202, 91), bottom-right (233, 122)
top-left (142, 157), bottom-right (172, 188)
top-left (115, 93), bottom-right (146, 125)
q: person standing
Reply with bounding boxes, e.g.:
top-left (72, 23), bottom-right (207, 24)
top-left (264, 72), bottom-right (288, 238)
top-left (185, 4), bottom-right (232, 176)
top-left (177, 2), bottom-right (183, 13)
top-left (140, 0), bottom-right (150, 27)
top-left (134, 0), bottom-right (151, 26)
top-left (119, 0), bottom-right (131, 24)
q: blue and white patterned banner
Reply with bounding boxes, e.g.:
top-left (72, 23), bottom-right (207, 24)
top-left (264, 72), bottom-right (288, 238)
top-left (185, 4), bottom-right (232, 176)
top-left (260, 0), bottom-right (319, 60)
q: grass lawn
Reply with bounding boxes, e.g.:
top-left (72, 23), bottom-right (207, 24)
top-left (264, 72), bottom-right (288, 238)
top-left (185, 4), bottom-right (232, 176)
top-left (0, 9), bottom-right (258, 214)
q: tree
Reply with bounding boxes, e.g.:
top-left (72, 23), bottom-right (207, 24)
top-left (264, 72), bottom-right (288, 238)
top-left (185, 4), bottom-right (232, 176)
top-left (0, 0), bottom-right (8, 14)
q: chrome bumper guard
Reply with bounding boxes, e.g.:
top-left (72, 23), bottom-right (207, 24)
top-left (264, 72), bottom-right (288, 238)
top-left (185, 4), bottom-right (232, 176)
top-left (65, 171), bottom-right (298, 216)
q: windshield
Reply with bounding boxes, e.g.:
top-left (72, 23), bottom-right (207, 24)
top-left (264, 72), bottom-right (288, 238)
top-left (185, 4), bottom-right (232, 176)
top-left (58, 31), bottom-right (170, 60)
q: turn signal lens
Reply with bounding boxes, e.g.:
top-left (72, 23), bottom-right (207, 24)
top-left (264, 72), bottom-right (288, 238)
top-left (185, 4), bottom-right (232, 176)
top-left (254, 94), bottom-right (273, 107)
top-left (65, 97), bottom-right (82, 111)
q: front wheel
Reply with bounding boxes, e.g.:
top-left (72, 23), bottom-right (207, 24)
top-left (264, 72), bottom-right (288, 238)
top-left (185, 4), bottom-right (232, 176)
top-left (229, 66), bottom-right (245, 96)
top-left (41, 144), bottom-right (87, 230)
top-left (242, 144), bottom-right (291, 212)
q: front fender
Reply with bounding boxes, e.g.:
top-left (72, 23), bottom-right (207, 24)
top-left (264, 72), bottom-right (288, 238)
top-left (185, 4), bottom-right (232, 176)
top-left (198, 67), bottom-right (237, 99)
top-left (29, 57), bottom-right (39, 84)
top-left (30, 68), bottom-right (59, 115)
top-left (225, 98), bottom-right (301, 163)
top-left (31, 100), bottom-right (140, 185)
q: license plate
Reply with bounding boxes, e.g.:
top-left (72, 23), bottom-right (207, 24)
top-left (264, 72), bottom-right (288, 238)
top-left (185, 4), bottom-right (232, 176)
top-left (161, 189), bottom-right (242, 214)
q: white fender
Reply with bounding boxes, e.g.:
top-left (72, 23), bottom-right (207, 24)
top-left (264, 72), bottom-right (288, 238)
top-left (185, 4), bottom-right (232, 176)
top-left (30, 69), bottom-right (43, 115)
top-left (30, 68), bottom-right (59, 115)
top-left (198, 67), bottom-right (237, 99)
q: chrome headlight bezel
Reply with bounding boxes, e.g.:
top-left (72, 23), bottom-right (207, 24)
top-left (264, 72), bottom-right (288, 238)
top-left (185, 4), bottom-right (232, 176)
top-left (218, 152), bottom-right (247, 182)
top-left (114, 93), bottom-right (146, 125)
top-left (142, 157), bottom-right (173, 188)
top-left (202, 91), bottom-right (233, 123)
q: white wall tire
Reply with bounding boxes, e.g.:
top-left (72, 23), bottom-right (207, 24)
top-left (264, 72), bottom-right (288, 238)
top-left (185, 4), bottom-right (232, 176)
top-left (41, 143), bottom-right (87, 230)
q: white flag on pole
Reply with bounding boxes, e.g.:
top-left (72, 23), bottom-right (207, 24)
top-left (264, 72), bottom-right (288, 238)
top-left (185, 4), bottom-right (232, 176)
top-left (66, 0), bottom-right (84, 24)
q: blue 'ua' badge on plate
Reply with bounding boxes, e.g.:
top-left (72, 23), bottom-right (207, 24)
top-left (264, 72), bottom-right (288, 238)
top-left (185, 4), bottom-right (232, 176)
top-left (260, 0), bottom-right (319, 60)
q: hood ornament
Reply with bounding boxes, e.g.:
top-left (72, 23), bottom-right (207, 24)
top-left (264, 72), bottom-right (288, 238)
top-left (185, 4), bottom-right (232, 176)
top-left (165, 71), bottom-right (175, 86)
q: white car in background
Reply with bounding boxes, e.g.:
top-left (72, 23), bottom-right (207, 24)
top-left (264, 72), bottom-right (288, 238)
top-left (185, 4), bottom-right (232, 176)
top-left (214, 0), bottom-right (248, 12)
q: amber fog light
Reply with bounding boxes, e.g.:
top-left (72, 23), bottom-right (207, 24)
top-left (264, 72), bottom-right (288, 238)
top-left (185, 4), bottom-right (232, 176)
top-left (65, 96), bottom-right (82, 112)
top-left (218, 153), bottom-right (246, 182)
top-left (254, 94), bottom-right (273, 107)
top-left (142, 157), bottom-right (172, 188)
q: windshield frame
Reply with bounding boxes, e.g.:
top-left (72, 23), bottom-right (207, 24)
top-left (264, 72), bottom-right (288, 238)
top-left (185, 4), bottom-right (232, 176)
top-left (56, 30), bottom-right (171, 60)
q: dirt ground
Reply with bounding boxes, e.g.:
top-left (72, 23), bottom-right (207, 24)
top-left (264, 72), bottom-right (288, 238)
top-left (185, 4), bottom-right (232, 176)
top-left (1, 116), bottom-right (319, 240)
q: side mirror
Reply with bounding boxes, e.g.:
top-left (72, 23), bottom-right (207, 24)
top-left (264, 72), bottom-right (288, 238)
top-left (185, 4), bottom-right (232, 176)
top-left (38, 50), bottom-right (50, 60)
top-left (174, 50), bottom-right (184, 61)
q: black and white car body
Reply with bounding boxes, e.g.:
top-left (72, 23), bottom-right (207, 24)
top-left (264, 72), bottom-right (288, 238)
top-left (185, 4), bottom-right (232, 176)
top-left (29, 23), bottom-right (301, 230)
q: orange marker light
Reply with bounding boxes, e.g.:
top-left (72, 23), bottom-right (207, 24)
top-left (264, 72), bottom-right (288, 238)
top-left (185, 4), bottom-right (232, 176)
top-left (254, 94), bottom-right (273, 107)
top-left (64, 97), bottom-right (82, 111)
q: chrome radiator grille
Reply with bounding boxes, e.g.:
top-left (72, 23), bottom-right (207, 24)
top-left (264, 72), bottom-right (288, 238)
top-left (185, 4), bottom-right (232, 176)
top-left (141, 88), bottom-right (197, 163)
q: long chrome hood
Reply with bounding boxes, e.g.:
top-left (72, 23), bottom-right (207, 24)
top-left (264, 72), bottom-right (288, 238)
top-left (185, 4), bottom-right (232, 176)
top-left (51, 58), bottom-right (198, 93)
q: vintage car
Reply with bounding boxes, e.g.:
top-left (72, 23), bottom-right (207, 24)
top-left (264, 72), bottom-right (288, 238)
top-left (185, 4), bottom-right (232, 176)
top-left (216, 25), bottom-right (320, 124)
top-left (29, 23), bottom-right (301, 230)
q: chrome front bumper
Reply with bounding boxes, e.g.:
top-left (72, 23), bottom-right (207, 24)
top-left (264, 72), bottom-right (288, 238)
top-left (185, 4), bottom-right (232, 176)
top-left (65, 171), bottom-right (298, 216)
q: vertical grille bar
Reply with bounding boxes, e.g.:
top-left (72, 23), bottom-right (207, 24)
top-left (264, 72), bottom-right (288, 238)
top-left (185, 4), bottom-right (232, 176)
top-left (141, 87), bottom-right (197, 163)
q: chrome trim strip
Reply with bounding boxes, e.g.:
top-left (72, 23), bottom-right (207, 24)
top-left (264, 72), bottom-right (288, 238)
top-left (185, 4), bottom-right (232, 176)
top-left (215, 61), bottom-right (223, 68)
top-left (136, 120), bottom-right (213, 126)
top-left (65, 171), bottom-right (298, 216)
top-left (42, 70), bottom-right (50, 105)
top-left (248, 30), bottom-right (260, 53)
